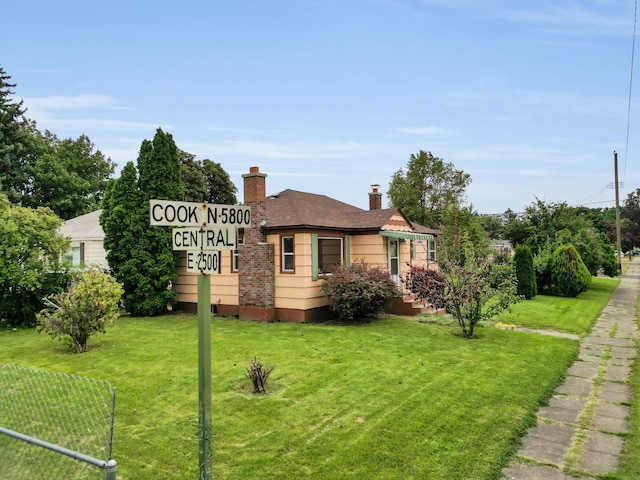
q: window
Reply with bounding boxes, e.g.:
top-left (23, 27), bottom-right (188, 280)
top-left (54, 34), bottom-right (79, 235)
top-left (231, 229), bottom-right (244, 272)
top-left (62, 243), bottom-right (84, 268)
top-left (427, 236), bottom-right (437, 262)
top-left (281, 236), bottom-right (295, 272)
top-left (318, 237), bottom-right (343, 274)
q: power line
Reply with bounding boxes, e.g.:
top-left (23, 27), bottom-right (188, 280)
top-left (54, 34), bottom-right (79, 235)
top-left (624, 0), bottom-right (637, 181)
top-left (576, 184), bottom-right (611, 205)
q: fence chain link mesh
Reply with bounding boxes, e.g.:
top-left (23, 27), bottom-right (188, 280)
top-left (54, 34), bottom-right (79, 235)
top-left (0, 364), bottom-right (115, 480)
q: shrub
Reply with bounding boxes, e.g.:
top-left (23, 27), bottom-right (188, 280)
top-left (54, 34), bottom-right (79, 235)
top-left (36, 268), bottom-right (123, 352)
top-left (0, 271), bottom-right (72, 329)
top-left (246, 356), bottom-right (275, 394)
top-left (533, 244), bottom-right (553, 295)
top-left (514, 244), bottom-right (537, 299)
top-left (548, 244), bottom-right (592, 297)
top-left (321, 261), bottom-right (400, 321)
top-left (489, 262), bottom-right (515, 290)
top-left (403, 266), bottom-right (446, 309)
top-left (442, 256), bottom-right (520, 339)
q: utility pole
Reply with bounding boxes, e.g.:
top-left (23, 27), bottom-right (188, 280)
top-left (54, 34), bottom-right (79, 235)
top-left (614, 151), bottom-right (623, 272)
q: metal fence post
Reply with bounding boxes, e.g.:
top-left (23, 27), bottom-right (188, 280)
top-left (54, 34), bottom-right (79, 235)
top-left (105, 459), bottom-right (117, 480)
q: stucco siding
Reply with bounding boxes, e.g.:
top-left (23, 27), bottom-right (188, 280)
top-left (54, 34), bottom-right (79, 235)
top-left (271, 232), bottom-right (329, 310)
top-left (174, 251), bottom-right (239, 306)
top-left (350, 234), bottom-right (388, 268)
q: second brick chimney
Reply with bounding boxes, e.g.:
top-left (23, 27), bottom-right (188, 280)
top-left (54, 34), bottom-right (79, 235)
top-left (369, 184), bottom-right (382, 210)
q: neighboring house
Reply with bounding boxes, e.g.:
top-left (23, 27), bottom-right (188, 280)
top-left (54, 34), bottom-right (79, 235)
top-left (58, 210), bottom-right (108, 269)
top-left (489, 239), bottom-right (513, 260)
top-left (174, 166), bottom-right (440, 322)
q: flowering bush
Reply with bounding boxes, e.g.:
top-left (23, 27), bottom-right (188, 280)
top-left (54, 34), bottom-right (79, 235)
top-left (403, 266), bottom-right (446, 309)
top-left (321, 261), bottom-right (400, 321)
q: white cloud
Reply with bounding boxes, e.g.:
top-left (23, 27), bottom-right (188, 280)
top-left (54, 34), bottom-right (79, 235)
top-left (43, 118), bottom-right (162, 131)
top-left (24, 94), bottom-right (121, 111)
top-left (184, 139), bottom-right (402, 161)
top-left (499, 5), bottom-right (631, 35)
top-left (395, 126), bottom-right (455, 135)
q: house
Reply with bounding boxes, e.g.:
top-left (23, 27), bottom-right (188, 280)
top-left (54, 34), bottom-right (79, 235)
top-left (174, 166), bottom-right (440, 322)
top-left (58, 210), bottom-right (108, 269)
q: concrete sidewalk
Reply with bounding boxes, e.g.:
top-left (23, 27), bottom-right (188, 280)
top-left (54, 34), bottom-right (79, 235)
top-left (502, 259), bottom-right (640, 479)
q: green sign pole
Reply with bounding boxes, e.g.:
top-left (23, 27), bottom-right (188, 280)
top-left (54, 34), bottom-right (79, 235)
top-left (198, 273), bottom-right (212, 480)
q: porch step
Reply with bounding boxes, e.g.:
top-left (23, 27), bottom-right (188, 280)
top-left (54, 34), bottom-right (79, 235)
top-left (388, 295), bottom-right (449, 317)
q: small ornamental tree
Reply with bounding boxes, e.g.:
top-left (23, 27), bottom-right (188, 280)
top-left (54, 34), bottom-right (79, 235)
top-left (37, 269), bottom-right (123, 353)
top-left (441, 247), bottom-right (520, 339)
top-left (321, 261), bottom-right (400, 321)
top-left (548, 244), bottom-right (592, 298)
top-left (514, 244), bottom-right (537, 299)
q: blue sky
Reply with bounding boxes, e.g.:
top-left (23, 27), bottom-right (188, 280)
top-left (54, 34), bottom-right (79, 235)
top-left (4, 0), bottom-right (638, 215)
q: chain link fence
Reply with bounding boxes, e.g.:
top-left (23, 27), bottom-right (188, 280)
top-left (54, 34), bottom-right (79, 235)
top-left (0, 364), bottom-right (116, 479)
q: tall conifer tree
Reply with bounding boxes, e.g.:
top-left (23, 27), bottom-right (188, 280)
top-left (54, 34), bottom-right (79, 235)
top-left (514, 244), bottom-right (537, 300)
top-left (0, 66), bottom-right (31, 203)
top-left (100, 162), bottom-right (148, 314)
top-left (136, 129), bottom-right (182, 315)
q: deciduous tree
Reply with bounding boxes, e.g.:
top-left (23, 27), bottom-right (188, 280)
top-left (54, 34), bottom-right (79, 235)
top-left (0, 194), bottom-right (70, 326)
top-left (441, 251), bottom-right (519, 339)
top-left (621, 188), bottom-right (640, 252)
top-left (387, 150), bottom-right (471, 228)
top-left (504, 198), bottom-right (617, 278)
top-left (22, 131), bottom-right (115, 219)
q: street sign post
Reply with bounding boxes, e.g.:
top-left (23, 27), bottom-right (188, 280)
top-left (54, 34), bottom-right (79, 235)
top-left (150, 200), bottom-right (251, 227)
top-left (186, 250), bottom-right (222, 275)
top-left (149, 200), bottom-right (251, 480)
top-left (172, 227), bottom-right (237, 251)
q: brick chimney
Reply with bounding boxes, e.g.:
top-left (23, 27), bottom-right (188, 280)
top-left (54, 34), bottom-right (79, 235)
top-left (242, 166), bottom-right (267, 204)
top-left (369, 184), bottom-right (382, 210)
top-left (239, 166), bottom-right (276, 322)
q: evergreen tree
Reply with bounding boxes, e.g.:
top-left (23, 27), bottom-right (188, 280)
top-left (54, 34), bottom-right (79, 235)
top-left (514, 244), bottom-right (537, 299)
top-left (100, 162), bottom-right (148, 314)
top-left (0, 66), bottom-right (31, 203)
top-left (136, 129), bottom-right (183, 315)
top-left (549, 244), bottom-right (592, 298)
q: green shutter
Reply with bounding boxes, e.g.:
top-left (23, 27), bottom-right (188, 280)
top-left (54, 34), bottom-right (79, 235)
top-left (311, 233), bottom-right (319, 281)
top-left (344, 235), bottom-right (351, 266)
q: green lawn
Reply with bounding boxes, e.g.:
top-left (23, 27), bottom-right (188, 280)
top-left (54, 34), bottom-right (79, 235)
top-left (1, 314), bottom-right (581, 480)
top-left (494, 276), bottom-right (620, 335)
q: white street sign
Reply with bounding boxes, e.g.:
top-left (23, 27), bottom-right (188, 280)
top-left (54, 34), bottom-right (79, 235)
top-left (186, 250), bottom-right (222, 274)
top-left (172, 227), bottom-right (237, 251)
top-left (150, 200), bottom-right (251, 227)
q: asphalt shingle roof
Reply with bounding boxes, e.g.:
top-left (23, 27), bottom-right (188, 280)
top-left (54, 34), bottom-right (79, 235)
top-left (59, 209), bottom-right (105, 240)
top-left (264, 189), bottom-right (438, 234)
